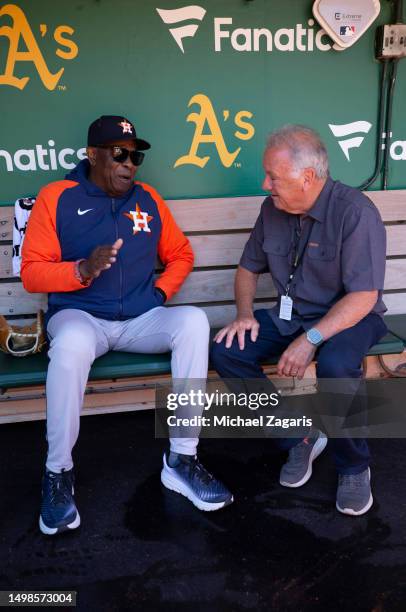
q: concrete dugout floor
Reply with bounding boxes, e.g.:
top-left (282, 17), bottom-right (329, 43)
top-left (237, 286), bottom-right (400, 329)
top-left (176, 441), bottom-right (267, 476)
top-left (0, 411), bottom-right (405, 612)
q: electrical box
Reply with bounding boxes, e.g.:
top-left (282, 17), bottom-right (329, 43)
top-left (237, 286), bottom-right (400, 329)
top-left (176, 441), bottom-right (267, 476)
top-left (313, 0), bottom-right (381, 50)
top-left (376, 24), bottom-right (406, 59)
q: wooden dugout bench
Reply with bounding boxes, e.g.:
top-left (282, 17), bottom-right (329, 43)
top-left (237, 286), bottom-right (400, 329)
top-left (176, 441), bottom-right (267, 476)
top-left (1, 190), bottom-right (406, 424)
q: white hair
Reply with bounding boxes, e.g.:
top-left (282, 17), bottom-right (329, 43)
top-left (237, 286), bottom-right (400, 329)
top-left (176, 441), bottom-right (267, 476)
top-left (266, 124), bottom-right (329, 179)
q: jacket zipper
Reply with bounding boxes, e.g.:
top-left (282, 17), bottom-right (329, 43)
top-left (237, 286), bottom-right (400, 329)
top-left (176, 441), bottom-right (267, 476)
top-left (111, 198), bottom-right (123, 318)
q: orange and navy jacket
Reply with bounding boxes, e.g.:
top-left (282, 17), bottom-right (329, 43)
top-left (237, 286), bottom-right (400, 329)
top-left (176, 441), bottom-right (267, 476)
top-left (21, 159), bottom-right (194, 322)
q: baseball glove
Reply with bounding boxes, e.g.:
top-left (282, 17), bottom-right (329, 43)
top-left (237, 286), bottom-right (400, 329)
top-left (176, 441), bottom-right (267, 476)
top-left (0, 310), bottom-right (47, 357)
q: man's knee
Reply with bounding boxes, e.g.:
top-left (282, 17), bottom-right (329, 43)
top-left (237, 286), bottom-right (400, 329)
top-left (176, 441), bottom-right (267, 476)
top-left (210, 337), bottom-right (246, 370)
top-left (48, 326), bottom-right (97, 368)
top-left (175, 306), bottom-right (210, 340)
top-left (317, 351), bottom-right (361, 378)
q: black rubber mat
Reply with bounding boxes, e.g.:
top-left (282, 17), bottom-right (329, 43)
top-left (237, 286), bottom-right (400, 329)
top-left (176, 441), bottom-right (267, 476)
top-left (1, 411), bottom-right (405, 611)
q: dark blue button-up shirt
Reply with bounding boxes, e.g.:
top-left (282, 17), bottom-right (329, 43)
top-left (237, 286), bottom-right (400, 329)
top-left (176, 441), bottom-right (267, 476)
top-left (240, 177), bottom-right (387, 335)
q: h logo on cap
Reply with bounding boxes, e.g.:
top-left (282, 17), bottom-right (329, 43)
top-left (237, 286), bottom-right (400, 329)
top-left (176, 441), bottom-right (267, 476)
top-left (118, 120), bottom-right (133, 134)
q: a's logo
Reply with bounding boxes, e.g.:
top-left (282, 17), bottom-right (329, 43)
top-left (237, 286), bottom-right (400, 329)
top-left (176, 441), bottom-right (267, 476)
top-left (0, 3), bottom-right (78, 90)
top-left (329, 121), bottom-right (372, 161)
top-left (156, 5), bottom-right (206, 53)
top-left (124, 205), bottom-right (153, 234)
top-left (340, 25), bottom-right (355, 37)
top-left (175, 93), bottom-right (255, 168)
top-left (119, 120), bottom-right (133, 134)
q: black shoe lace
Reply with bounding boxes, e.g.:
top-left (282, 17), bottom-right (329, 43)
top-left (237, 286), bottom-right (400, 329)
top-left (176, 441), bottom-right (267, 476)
top-left (48, 471), bottom-right (72, 505)
top-left (190, 458), bottom-right (214, 486)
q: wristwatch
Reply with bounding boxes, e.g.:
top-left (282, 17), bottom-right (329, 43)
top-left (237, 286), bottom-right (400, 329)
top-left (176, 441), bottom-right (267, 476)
top-left (306, 327), bottom-right (324, 347)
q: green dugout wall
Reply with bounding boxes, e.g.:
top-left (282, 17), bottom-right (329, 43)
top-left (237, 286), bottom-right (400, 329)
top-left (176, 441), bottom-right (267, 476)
top-left (0, 0), bottom-right (405, 203)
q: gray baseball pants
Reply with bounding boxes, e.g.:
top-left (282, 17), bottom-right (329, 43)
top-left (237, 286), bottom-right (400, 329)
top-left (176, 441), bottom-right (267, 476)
top-left (45, 306), bottom-right (210, 473)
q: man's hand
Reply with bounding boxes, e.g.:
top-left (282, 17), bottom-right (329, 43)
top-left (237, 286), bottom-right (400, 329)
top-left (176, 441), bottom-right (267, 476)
top-left (79, 238), bottom-right (123, 280)
top-left (213, 315), bottom-right (259, 350)
top-left (277, 334), bottom-right (316, 379)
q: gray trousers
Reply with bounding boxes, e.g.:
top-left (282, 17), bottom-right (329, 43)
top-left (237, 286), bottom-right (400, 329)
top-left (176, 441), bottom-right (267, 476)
top-left (46, 306), bottom-right (210, 473)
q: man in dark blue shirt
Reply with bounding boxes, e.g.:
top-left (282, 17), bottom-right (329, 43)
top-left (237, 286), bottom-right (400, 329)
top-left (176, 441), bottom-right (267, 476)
top-left (211, 124), bottom-right (387, 516)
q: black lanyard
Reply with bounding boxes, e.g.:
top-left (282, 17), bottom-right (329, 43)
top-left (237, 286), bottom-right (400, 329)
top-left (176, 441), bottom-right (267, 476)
top-left (284, 216), bottom-right (314, 297)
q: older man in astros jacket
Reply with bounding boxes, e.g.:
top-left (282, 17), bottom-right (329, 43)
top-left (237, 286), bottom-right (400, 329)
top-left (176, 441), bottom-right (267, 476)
top-left (22, 114), bottom-right (233, 535)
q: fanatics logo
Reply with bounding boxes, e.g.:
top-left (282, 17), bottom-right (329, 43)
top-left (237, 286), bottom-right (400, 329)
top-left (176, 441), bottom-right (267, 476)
top-left (124, 204), bottom-right (153, 234)
top-left (118, 120), bottom-right (133, 134)
top-left (156, 6), bottom-right (206, 53)
top-left (328, 120), bottom-right (372, 161)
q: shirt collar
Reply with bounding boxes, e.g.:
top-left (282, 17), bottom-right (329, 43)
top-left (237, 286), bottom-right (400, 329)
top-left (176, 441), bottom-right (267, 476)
top-left (306, 176), bottom-right (334, 223)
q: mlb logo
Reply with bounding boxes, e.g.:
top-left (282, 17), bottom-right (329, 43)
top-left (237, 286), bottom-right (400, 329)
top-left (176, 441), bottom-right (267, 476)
top-left (340, 25), bottom-right (355, 36)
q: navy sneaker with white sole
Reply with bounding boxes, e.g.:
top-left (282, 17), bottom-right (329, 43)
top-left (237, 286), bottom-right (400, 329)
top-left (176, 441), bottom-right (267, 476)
top-left (161, 453), bottom-right (233, 511)
top-left (39, 468), bottom-right (80, 535)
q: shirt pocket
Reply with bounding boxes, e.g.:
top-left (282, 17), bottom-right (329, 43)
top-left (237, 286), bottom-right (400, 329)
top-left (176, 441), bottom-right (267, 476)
top-left (303, 243), bottom-right (339, 294)
top-left (262, 238), bottom-right (291, 290)
top-left (307, 244), bottom-right (336, 262)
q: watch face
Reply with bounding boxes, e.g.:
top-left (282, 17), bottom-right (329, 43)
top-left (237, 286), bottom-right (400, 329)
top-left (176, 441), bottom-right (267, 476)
top-left (308, 328), bottom-right (323, 345)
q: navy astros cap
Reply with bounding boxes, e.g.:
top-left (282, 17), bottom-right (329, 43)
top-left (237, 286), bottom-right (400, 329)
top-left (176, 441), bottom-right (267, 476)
top-left (87, 115), bottom-right (151, 150)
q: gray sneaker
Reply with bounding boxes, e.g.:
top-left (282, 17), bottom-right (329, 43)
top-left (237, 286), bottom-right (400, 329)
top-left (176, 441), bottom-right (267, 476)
top-left (336, 467), bottom-right (373, 516)
top-left (279, 430), bottom-right (328, 488)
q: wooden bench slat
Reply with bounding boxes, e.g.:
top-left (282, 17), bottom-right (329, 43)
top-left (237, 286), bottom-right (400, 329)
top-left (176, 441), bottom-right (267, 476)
top-left (0, 208), bottom-right (12, 241)
top-left (159, 234), bottom-right (251, 268)
top-left (172, 269), bottom-right (275, 304)
top-left (385, 225), bottom-right (406, 256)
top-left (367, 190), bottom-right (406, 222)
top-left (1, 190), bottom-right (404, 236)
top-left (0, 283), bottom-right (47, 315)
top-left (3, 256), bottom-right (406, 315)
top-left (189, 233), bottom-right (249, 267)
top-left (167, 196), bottom-right (263, 231)
top-left (0, 233), bottom-right (252, 279)
top-left (2, 226), bottom-right (406, 280)
top-left (201, 301), bottom-right (276, 327)
top-left (383, 260), bottom-right (406, 290)
top-left (383, 292), bottom-right (406, 315)
top-left (0, 197), bottom-right (264, 237)
top-left (0, 244), bottom-right (13, 277)
top-left (0, 271), bottom-right (276, 315)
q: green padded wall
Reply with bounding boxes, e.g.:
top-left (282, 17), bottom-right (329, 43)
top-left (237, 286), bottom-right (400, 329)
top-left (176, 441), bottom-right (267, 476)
top-left (0, 0), bottom-right (405, 203)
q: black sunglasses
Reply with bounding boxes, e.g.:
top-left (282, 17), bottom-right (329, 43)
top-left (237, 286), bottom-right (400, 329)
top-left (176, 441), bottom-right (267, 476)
top-left (97, 145), bottom-right (145, 166)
